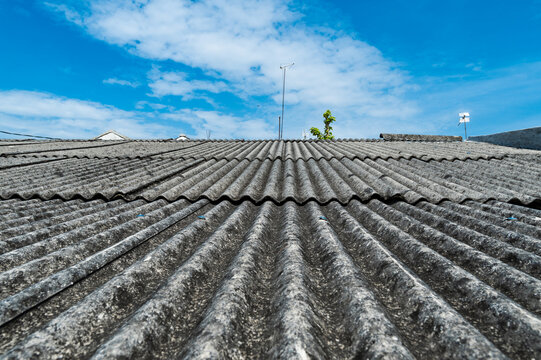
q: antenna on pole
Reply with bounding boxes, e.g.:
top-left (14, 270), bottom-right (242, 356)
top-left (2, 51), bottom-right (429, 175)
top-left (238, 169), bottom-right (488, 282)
top-left (458, 112), bottom-right (470, 140)
top-left (279, 62), bottom-right (294, 140)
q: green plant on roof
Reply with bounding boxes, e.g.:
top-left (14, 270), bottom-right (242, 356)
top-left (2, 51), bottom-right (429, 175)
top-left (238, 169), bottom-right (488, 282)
top-left (310, 110), bottom-right (335, 140)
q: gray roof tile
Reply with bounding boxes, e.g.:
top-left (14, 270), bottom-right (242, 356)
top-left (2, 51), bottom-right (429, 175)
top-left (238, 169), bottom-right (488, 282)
top-left (1, 154), bottom-right (539, 205)
top-left (2, 139), bottom-right (538, 160)
top-left (0, 198), bottom-right (540, 358)
top-left (1, 138), bottom-right (540, 358)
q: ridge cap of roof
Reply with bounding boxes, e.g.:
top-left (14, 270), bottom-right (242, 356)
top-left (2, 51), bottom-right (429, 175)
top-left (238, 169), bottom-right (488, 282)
top-left (379, 133), bottom-right (463, 142)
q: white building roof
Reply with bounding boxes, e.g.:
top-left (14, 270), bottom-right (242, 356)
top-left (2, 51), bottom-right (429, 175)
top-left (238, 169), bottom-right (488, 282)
top-left (94, 130), bottom-right (130, 141)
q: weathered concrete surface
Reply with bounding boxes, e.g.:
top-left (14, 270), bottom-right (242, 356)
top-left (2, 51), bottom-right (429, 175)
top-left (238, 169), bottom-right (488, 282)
top-left (469, 126), bottom-right (541, 150)
top-left (2, 198), bottom-right (541, 359)
top-left (1, 137), bottom-right (541, 359)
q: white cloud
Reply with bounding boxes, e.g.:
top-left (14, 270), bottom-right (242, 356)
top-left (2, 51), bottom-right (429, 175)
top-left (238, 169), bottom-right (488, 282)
top-left (44, 2), bottom-right (83, 25)
top-left (48, 0), bottom-right (421, 138)
top-left (0, 90), bottom-right (273, 140)
top-left (135, 100), bottom-right (172, 110)
top-left (465, 62), bottom-right (483, 72)
top-left (147, 68), bottom-right (229, 99)
top-left (163, 109), bottom-right (275, 139)
top-left (0, 90), bottom-right (171, 139)
top-left (103, 78), bottom-right (140, 87)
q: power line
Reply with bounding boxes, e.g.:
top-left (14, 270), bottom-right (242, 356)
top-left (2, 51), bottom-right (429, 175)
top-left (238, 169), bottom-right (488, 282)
top-left (0, 130), bottom-right (61, 140)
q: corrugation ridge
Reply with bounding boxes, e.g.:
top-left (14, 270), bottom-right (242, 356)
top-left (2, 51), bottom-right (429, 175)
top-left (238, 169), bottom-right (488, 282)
top-left (416, 201), bottom-right (541, 258)
top-left (0, 140), bottom-right (132, 157)
top-left (440, 201), bottom-right (541, 246)
top-left (0, 156), bottom-right (67, 170)
top-left (489, 200), bottom-right (541, 216)
top-left (406, 158), bottom-right (537, 204)
top-left (92, 158), bottom-right (182, 199)
top-left (238, 159), bottom-right (274, 199)
top-left (0, 158), bottom-right (119, 198)
top-left (341, 158), bottom-right (417, 201)
top-left (148, 202), bottom-right (274, 359)
top-left (135, 159), bottom-right (221, 200)
top-left (0, 158), bottom-right (148, 199)
top-left (294, 160), bottom-right (319, 202)
top-left (316, 159), bottom-right (358, 203)
top-left (270, 202), bottom-right (325, 359)
top-left (326, 159), bottom-right (378, 201)
top-left (12, 153), bottom-right (516, 162)
top-left (4, 148), bottom-right (531, 162)
top-left (182, 159), bottom-right (244, 200)
top-left (1, 199), bottom-right (227, 359)
top-left (371, 201), bottom-right (541, 312)
top-left (88, 202), bottom-right (255, 359)
top-left (115, 159), bottom-right (204, 199)
top-left (33, 162), bottom-right (163, 202)
top-left (390, 158), bottom-right (490, 200)
top-left (370, 158), bottom-right (470, 203)
top-left (442, 159), bottom-right (541, 197)
top-left (217, 159), bottom-right (267, 201)
top-left (306, 159), bottom-right (343, 203)
top-left (305, 202), bottom-right (414, 358)
top-left (0, 200), bottom-right (154, 271)
top-left (0, 199), bottom-right (118, 243)
top-left (0, 200), bottom-right (173, 297)
top-left (0, 198), bottom-right (86, 228)
top-left (465, 200), bottom-right (541, 228)
top-left (2, 187), bottom-right (540, 208)
top-left (200, 160), bottom-right (253, 200)
top-left (0, 199), bottom-right (208, 328)
top-left (326, 201), bottom-right (506, 358)
top-left (349, 199), bottom-right (541, 358)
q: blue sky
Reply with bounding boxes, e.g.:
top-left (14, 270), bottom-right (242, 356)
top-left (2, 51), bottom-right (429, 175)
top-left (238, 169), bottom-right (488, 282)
top-left (1, 0), bottom-right (540, 139)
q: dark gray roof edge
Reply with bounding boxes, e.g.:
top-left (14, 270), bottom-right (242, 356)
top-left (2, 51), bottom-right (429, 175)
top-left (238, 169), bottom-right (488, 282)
top-left (1, 153), bottom-right (509, 163)
top-left (2, 190), bottom-right (540, 209)
top-left (469, 126), bottom-right (541, 151)
top-left (380, 133), bottom-right (463, 142)
top-left (1, 138), bottom-right (386, 143)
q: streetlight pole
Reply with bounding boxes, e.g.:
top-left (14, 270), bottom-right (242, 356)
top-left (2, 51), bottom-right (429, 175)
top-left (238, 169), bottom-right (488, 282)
top-left (279, 63), bottom-right (294, 140)
top-left (458, 112), bottom-right (470, 141)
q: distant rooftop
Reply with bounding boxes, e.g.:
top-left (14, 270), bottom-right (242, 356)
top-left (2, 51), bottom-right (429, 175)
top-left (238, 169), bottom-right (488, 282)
top-left (176, 133), bottom-right (190, 141)
top-left (380, 133), bottom-right (463, 142)
top-left (94, 130), bottom-right (130, 141)
top-left (469, 126), bottom-right (541, 150)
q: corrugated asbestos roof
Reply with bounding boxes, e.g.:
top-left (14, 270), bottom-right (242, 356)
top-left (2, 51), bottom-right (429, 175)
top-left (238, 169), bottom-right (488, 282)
top-left (1, 140), bottom-right (540, 205)
top-left (0, 139), bottom-right (540, 359)
top-left (1, 139), bottom-right (538, 160)
top-left (1, 155), bottom-right (540, 205)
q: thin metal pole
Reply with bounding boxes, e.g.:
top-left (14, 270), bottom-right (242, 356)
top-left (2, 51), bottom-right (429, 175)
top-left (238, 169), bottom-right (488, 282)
top-left (464, 121), bottom-right (467, 140)
top-left (280, 67), bottom-right (286, 140)
top-left (279, 63), bottom-right (293, 140)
